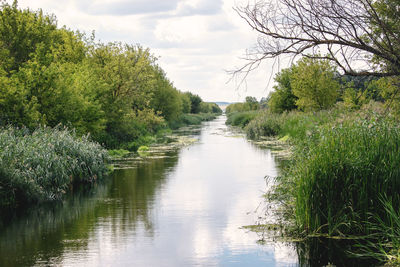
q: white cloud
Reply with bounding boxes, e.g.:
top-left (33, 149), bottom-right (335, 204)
top-left (76, 0), bottom-right (180, 16)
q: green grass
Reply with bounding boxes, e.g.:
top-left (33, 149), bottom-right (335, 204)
top-left (0, 126), bottom-right (110, 207)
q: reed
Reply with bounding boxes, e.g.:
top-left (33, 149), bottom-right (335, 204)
top-left (0, 126), bottom-right (110, 207)
top-left (290, 117), bottom-right (400, 237)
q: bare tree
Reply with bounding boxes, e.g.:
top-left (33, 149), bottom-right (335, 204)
top-left (234, 0), bottom-right (400, 77)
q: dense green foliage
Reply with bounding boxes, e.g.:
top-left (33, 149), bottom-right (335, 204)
top-left (266, 58), bottom-right (340, 112)
top-left (225, 111), bottom-right (258, 128)
top-left (268, 68), bottom-right (298, 113)
top-left (291, 57), bottom-right (340, 110)
top-left (0, 126), bottom-right (109, 207)
top-left (0, 3), bottom-right (220, 151)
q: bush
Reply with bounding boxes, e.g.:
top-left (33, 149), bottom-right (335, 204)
top-left (245, 111), bottom-right (283, 139)
top-left (225, 111), bottom-right (258, 128)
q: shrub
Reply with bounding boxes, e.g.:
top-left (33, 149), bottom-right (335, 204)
top-left (225, 111), bottom-right (258, 128)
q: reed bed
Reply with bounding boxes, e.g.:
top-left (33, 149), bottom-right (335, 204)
top-left (290, 117), bottom-right (400, 236)
top-left (231, 102), bottom-right (400, 263)
top-left (0, 126), bottom-right (109, 207)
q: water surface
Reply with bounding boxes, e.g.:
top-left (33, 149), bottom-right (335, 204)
top-left (0, 116), bottom-right (298, 266)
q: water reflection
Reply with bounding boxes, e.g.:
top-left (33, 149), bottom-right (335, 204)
top-left (0, 116), bottom-right (299, 266)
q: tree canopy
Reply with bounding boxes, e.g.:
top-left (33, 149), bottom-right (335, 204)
top-left (0, 2), bottom-right (220, 150)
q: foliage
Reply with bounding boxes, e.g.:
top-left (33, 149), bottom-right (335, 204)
top-left (0, 126), bottom-right (109, 207)
top-left (225, 111), bottom-right (258, 128)
top-left (244, 108), bottom-right (341, 141)
top-left (199, 102), bottom-right (223, 114)
top-left (225, 96), bottom-right (260, 114)
top-left (291, 116), bottom-right (400, 237)
top-left (180, 92), bottom-right (192, 113)
top-left (371, 77), bottom-right (400, 114)
top-left (107, 149), bottom-right (130, 158)
top-left (238, 101), bottom-right (400, 264)
top-left (0, 3), bottom-right (220, 152)
top-left (184, 92), bottom-right (203, 114)
top-left (150, 67), bottom-right (183, 122)
top-left (291, 57), bottom-right (340, 111)
top-left (268, 68), bottom-right (298, 113)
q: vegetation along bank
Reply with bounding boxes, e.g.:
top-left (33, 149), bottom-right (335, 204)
top-left (226, 56), bottom-right (400, 265)
top-left (0, 2), bottom-right (221, 208)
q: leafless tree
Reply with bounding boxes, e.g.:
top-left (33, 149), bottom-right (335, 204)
top-left (234, 0), bottom-right (400, 78)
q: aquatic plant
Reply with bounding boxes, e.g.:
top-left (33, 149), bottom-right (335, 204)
top-left (290, 117), bottom-right (400, 237)
top-left (0, 126), bottom-right (110, 207)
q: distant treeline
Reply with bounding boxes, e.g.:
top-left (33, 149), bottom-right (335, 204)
top-left (0, 2), bottom-right (221, 150)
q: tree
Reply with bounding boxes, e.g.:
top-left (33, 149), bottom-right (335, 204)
top-left (150, 67), bottom-right (182, 122)
top-left (244, 96), bottom-right (260, 110)
top-left (235, 0), bottom-right (400, 78)
top-left (268, 67), bottom-right (298, 113)
top-left (291, 58), bottom-right (340, 111)
top-left (185, 92), bottom-right (202, 114)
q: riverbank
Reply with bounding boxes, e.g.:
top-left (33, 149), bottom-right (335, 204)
top-left (226, 102), bottom-right (400, 265)
top-left (0, 112), bottom-right (220, 209)
top-left (108, 112), bottom-right (220, 157)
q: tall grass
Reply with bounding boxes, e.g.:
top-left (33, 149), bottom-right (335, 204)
top-left (352, 197), bottom-right (400, 264)
top-left (244, 108), bottom-right (344, 142)
top-left (0, 126), bottom-right (109, 207)
top-left (288, 116), bottom-right (400, 237)
top-left (233, 102), bottom-right (400, 263)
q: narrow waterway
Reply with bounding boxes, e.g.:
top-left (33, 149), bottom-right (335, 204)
top-left (0, 116), bottom-right (298, 266)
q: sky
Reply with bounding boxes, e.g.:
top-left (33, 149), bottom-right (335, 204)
top-left (14, 0), bottom-right (279, 102)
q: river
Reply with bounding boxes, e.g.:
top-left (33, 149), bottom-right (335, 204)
top-left (0, 115), bottom-right (298, 266)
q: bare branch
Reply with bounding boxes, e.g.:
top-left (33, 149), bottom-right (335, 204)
top-left (232, 0), bottom-right (400, 79)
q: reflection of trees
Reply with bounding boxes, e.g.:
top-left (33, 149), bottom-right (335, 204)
top-left (0, 150), bottom-right (179, 267)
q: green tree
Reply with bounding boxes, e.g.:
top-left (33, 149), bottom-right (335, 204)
top-left (150, 67), bottom-right (182, 122)
top-left (291, 58), bottom-right (340, 111)
top-left (268, 68), bottom-right (297, 113)
top-left (180, 92), bottom-right (191, 113)
top-left (185, 92), bottom-right (202, 114)
top-left (88, 43), bottom-right (160, 147)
